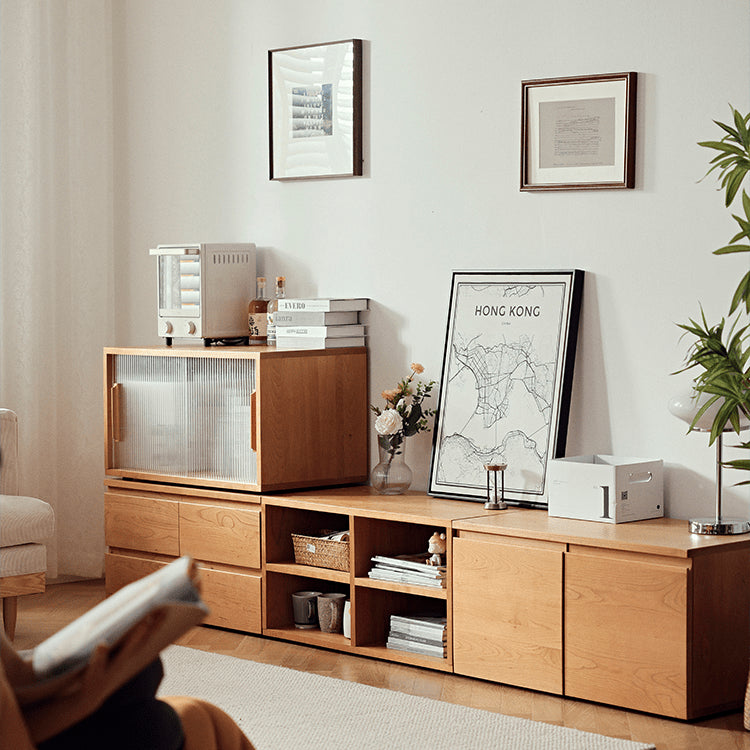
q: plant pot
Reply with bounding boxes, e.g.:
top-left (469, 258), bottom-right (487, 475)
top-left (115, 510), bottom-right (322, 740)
top-left (370, 433), bottom-right (412, 495)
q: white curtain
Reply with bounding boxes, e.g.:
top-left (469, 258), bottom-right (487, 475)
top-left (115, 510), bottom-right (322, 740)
top-left (0, 1), bottom-right (115, 578)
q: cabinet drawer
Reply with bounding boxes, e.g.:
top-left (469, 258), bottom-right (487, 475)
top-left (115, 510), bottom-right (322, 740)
top-left (179, 502), bottom-right (261, 569)
top-left (104, 551), bottom-right (168, 595)
top-left (105, 492), bottom-right (179, 556)
top-left (198, 564), bottom-right (261, 633)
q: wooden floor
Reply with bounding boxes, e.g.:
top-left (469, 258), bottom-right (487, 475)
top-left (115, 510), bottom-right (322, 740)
top-left (8, 579), bottom-right (750, 750)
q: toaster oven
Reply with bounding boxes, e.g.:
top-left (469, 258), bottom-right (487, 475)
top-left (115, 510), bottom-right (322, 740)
top-left (149, 243), bottom-right (256, 345)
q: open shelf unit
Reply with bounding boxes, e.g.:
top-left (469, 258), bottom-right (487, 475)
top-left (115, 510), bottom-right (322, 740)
top-left (261, 487), bottom-right (495, 672)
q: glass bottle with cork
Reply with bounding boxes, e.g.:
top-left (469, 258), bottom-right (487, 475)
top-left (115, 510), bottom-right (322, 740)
top-left (248, 276), bottom-right (268, 344)
top-left (266, 276), bottom-right (286, 346)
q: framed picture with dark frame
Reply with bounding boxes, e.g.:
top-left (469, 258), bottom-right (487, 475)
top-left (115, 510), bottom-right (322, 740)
top-left (269, 39), bottom-right (363, 180)
top-left (428, 270), bottom-right (584, 506)
top-left (521, 72), bottom-right (637, 191)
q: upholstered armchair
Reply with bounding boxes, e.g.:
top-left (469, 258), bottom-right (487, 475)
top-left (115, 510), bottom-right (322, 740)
top-left (0, 409), bottom-right (55, 639)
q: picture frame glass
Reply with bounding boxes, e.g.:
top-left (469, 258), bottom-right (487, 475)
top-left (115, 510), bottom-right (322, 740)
top-left (269, 40), bottom-right (361, 180)
top-left (428, 270), bottom-right (583, 505)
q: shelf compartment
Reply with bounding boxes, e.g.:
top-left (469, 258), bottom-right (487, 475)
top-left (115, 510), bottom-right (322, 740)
top-left (352, 516), bottom-right (446, 579)
top-left (354, 577), bottom-right (447, 599)
top-left (266, 561), bottom-right (349, 584)
top-left (352, 587), bottom-right (450, 668)
top-left (264, 571), bottom-right (349, 633)
top-left (264, 504), bottom-right (351, 569)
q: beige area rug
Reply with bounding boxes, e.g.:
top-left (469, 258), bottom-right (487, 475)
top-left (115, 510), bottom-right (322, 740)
top-left (159, 646), bottom-right (655, 750)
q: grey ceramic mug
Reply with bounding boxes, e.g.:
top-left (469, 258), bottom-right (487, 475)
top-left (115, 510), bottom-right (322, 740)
top-left (292, 590), bottom-right (322, 629)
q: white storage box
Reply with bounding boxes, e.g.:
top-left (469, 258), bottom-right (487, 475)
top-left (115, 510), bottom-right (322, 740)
top-left (547, 455), bottom-right (663, 523)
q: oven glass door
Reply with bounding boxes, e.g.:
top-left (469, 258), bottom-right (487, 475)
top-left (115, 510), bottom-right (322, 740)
top-left (158, 255), bottom-right (201, 316)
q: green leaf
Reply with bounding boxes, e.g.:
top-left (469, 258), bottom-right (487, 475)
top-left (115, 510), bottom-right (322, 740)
top-left (725, 166), bottom-right (749, 205)
top-left (714, 244), bottom-right (750, 254)
top-left (729, 270), bottom-right (750, 315)
top-left (714, 119), bottom-right (741, 140)
top-left (699, 140), bottom-right (746, 156)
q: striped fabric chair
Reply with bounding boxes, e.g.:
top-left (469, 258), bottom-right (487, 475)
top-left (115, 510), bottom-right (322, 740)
top-left (0, 410), bottom-right (55, 640)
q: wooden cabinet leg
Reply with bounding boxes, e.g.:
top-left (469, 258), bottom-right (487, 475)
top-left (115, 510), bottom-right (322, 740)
top-left (2, 596), bottom-right (18, 640)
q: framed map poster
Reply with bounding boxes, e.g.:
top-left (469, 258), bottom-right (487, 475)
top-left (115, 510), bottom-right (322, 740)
top-left (428, 270), bottom-right (584, 505)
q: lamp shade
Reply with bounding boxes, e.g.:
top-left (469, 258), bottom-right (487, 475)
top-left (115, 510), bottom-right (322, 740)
top-left (668, 391), bottom-right (749, 433)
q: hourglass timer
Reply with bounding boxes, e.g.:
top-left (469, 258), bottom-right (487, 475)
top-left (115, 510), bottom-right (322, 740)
top-left (484, 463), bottom-right (508, 510)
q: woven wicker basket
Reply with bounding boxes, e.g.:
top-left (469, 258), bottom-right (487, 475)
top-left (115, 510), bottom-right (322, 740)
top-left (292, 533), bottom-right (350, 572)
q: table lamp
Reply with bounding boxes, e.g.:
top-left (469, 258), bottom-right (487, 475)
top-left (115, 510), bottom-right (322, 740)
top-left (668, 391), bottom-right (750, 535)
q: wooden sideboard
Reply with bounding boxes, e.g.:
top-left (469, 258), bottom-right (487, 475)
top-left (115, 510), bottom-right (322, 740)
top-left (104, 482), bottom-right (750, 720)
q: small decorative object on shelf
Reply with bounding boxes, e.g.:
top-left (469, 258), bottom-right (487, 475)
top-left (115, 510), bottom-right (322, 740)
top-left (484, 463), bottom-right (508, 510)
top-left (370, 363), bottom-right (437, 495)
top-left (426, 531), bottom-right (446, 566)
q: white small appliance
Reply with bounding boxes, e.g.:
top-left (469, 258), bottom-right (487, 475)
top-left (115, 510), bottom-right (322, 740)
top-left (149, 243), bottom-right (256, 345)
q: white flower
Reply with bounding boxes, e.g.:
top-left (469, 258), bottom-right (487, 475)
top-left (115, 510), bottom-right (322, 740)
top-left (374, 408), bottom-right (403, 435)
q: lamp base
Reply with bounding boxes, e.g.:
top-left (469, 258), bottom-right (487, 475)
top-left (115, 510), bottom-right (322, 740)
top-left (484, 501), bottom-right (508, 510)
top-left (689, 517), bottom-right (750, 535)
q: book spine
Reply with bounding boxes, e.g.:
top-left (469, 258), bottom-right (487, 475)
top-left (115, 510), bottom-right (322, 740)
top-left (277, 300), bottom-right (333, 312)
top-left (387, 623), bottom-right (447, 640)
top-left (276, 325), bottom-right (364, 337)
top-left (273, 311), bottom-right (358, 326)
top-left (388, 630), bottom-right (446, 646)
top-left (386, 639), bottom-right (446, 658)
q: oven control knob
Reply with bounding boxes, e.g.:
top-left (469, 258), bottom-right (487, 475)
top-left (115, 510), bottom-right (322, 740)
top-left (160, 320), bottom-right (173, 335)
top-left (187, 321), bottom-right (197, 335)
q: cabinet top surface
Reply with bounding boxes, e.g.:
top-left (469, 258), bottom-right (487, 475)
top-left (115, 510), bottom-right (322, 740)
top-left (453, 508), bottom-right (750, 557)
top-left (262, 485), bottom-right (499, 524)
top-left (104, 345), bottom-right (367, 359)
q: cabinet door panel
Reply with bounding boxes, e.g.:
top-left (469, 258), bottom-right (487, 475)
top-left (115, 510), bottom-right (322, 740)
top-left (105, 492), bottom-right (179, 556)
top-left (180, 502), bottom-right (261, 569)
top-left (453, 536), bottom-right (563, 694)
top-left (565, 551), bottom-right (688, 718)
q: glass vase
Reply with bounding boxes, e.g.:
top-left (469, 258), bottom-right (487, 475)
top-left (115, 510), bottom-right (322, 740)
top-left (371, 433), bottom-right (412, 495)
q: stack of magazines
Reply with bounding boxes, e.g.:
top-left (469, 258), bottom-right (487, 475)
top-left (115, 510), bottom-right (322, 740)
top-left (386, 614), bottom-right (447, 659)
top-left (367, 553), bottom-right (446, 589)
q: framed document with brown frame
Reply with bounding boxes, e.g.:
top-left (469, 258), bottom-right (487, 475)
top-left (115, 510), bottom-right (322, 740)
top-left (521, 72), bottom-right (637, 191)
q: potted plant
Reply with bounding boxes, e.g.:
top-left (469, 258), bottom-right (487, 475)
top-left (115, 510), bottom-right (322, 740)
top-left (677, 106), bottom-right (750, 483)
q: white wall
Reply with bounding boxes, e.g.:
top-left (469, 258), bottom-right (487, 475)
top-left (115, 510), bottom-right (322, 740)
top-left (108, 1), bottom-right (750, 541)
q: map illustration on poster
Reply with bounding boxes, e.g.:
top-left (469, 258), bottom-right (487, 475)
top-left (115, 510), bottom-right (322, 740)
top-left (428, 270), bottom-right (583, 505)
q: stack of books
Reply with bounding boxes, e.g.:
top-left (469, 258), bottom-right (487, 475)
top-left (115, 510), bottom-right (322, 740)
top-left (274, 298), bottom-right (369, 349)
top-left (368, 553), bottom-right (446, 589)
top-left (386, 613), bottom-right (447, 659)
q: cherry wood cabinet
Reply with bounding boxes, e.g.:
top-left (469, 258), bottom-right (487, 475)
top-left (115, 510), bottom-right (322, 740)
top-left (103, 345), bottom-right (368, 493)
top-left (103, 474), bottom-right (750, 720)
top-left (452, 511), bottom-right (750, 719)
